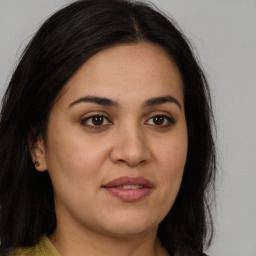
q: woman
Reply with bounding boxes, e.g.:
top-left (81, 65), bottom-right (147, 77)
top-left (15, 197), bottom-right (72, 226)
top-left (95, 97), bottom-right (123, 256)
top-left (0, 0), bottom-right (216, 255)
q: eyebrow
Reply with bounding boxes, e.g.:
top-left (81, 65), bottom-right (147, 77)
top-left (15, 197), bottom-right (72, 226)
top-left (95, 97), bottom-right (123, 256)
top-left (143, 96), bottom-right (182, 110)
top-left (68, 96), bottom-right (119, 108)
top-left (68, 95), bottom-right (182, 110)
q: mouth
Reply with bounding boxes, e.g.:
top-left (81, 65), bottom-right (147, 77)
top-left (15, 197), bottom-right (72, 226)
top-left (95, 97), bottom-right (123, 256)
top-left (102, 176), bottom-right (153, 202)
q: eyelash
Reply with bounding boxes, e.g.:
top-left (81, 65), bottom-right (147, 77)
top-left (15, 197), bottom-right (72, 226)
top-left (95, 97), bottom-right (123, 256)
top-left (80, 114), bottom-right (112, 129)
top-left (80, 114), bottom-right (175, 130)
top-left (146, 115), bottom-right (175, 127)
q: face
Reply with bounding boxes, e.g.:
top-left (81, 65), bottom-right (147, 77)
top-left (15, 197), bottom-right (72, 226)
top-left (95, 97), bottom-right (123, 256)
top-left (33, 42), bottom-right (188, 239)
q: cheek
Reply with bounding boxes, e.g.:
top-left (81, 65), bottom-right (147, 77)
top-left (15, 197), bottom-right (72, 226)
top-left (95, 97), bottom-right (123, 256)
top-left (44, 125), bottom-right (113, 195)
top-left (156, 131), bottom-right (188, 173)
top-left (44, 137), bottom-right (106, 215)
top-left (153, 131), bottom-right (188, 199)
top-left (158, 148), bottom-right (186, 193)
top-left (46, 140), bottom-right (98, 176)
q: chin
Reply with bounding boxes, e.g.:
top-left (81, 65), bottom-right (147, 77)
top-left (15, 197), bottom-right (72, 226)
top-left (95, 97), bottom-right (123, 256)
top-left (97, 212), bottom-right (160, 237)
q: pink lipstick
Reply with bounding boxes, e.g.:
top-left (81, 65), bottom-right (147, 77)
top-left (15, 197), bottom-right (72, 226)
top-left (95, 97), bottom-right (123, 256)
top-left (102, 176), bottom-right (153, 202)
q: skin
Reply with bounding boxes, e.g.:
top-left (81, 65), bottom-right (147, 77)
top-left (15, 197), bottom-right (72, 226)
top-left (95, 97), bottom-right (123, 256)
top-left (31, 42), bottom-right (188, 256)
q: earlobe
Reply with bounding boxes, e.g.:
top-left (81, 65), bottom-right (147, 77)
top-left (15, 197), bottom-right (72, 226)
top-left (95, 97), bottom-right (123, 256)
top-left (29, 137), bottom-right (48, 172)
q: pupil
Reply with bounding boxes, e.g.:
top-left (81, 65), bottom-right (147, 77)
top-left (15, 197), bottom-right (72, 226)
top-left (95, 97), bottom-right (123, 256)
top-left (153, 116), bottom-right (164, 125)
top-left (92, 116), bottom-right (104, 126)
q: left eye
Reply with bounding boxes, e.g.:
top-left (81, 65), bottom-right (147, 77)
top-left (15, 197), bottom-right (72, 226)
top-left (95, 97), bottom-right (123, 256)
top-left (81, 115), bottom-right (112, 128)
top-left (146, 115), bottom-right (175, 127)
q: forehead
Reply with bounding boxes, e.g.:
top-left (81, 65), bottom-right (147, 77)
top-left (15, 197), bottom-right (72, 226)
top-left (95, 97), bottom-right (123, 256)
top-left (59, 42), bottom-right (184, 107)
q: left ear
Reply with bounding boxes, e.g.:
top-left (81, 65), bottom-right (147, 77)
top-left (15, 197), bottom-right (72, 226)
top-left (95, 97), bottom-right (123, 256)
top-left (29, 136), bottom-right (48, 172)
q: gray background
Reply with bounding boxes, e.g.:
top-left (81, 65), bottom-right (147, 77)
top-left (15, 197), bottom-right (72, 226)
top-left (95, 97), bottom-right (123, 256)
top-left (0, 1), bottom-right (255, 255)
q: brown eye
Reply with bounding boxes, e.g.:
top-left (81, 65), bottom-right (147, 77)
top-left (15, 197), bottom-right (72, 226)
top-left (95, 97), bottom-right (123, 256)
top-left (146, 115), bottom-right (175, 127)
top-left (152, 116), bottom-right (165, 125)
top-left (81, 115), bottom-right (112, 128)
top-left (91, 116), bottom-right (104, 126)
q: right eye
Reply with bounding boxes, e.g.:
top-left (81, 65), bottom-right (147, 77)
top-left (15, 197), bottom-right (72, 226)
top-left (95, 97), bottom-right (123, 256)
top-left (80, 115), bottom-right (112, 129)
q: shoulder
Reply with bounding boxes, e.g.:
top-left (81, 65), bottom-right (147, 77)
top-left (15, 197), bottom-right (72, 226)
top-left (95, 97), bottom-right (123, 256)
top-left (0, 248), bottom-right (32, 256)
top-left (1, 236), bottom-right (61, 256)
top-left (8, 247), bottom-right (37, 256)
top-left (3, 245), bottom-right (45, 256)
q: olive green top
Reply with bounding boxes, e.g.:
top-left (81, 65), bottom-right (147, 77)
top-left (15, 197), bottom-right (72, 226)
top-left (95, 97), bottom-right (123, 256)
top-left (8, 236), bottom-right (187, 256)
top-left (10, 236), bottom-right (61, 256)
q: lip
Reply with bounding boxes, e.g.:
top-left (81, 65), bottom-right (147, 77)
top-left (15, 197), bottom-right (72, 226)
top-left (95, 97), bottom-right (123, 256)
top-left (102, 176), bottom-right (153, 202)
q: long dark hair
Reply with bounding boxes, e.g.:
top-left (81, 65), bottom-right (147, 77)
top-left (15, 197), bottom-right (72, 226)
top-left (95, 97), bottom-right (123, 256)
top-left (0, 0), bottom-right (216, 255)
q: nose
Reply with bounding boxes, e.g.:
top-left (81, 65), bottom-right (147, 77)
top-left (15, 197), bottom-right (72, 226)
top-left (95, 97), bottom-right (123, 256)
top-left (110, 125), bottom-right (151, 167)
